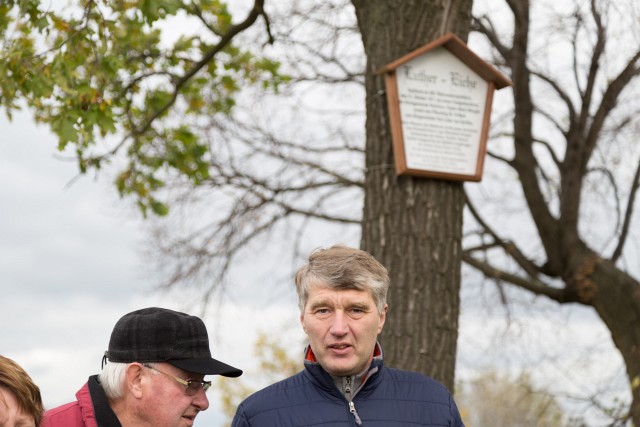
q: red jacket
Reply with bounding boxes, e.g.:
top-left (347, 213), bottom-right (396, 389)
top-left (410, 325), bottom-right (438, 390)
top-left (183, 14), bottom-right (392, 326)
top-left (41, 382), bottom-right (97, 427)
top-left (40, 376), bottom-right (119, 427)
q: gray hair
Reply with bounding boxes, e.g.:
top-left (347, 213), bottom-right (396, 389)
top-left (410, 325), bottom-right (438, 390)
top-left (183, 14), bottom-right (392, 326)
top-left (295, 245), bottom-right (389, 313)
top-left (99, 361), bottom-right (129, 399)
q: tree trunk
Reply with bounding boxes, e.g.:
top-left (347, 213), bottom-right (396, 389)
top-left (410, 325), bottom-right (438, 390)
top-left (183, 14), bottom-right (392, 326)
top-left (352, 0), bottom-right (473, 391)
top-left (580, 256), bottom-right (640, 425)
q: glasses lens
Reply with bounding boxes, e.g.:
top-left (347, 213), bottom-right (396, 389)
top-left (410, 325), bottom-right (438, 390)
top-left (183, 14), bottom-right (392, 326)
top-left (186, 380), bottom-right (211, 396)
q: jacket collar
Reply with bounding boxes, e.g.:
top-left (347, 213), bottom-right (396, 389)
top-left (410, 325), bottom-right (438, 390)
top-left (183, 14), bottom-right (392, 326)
top-left (303, 342), bottom-right (384, 396)
top-left (88, 375), bottom-right (122, 427)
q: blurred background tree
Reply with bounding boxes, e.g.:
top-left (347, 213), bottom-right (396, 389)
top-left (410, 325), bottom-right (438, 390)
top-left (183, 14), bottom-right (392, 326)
top-left (217, 331), bottom-right (301, 425)
top-left (457, 371), bottom-right (568, 427)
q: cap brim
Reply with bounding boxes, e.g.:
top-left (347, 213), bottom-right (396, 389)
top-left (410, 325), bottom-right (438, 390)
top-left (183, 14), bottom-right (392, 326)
top-left (168, 357), bottom-right (242, 377)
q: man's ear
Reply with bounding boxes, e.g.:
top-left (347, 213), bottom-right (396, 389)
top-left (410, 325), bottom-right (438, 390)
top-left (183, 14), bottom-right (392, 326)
top-left (300, 312), bottom-right (307, 334)
top-left (125, 363), bottom-right (145, 399)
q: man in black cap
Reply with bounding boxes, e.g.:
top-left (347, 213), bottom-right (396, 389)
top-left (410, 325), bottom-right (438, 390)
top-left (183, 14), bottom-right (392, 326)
top-left (41, 307), bottom-right (242, 427)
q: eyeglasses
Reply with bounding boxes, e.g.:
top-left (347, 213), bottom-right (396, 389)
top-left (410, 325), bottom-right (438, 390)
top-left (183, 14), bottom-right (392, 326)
top-left (143, 364), bottom-right (212, 396)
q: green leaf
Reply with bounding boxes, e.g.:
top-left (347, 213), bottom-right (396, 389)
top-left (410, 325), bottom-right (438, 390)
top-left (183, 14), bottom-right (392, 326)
top-left (51, 115), bottom-right (78, 147)
top-left (151, 200), bottom-right (169, 216)
top-left (140, 0), bottom-right (183, 24)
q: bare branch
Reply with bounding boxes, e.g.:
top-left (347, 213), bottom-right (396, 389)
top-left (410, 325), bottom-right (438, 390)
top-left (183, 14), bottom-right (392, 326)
top-left (569, 4), bottom-right (584, 97)
top-left (532, 137), bottom-right (562, 169)
top-left (228, 123), bottom-right (364, 188)
top-left (471, 15), bottom-right (511, 63)
top-left (611, 157), bottom-right (640, 262)
top-left (462, 251), bottom-right (565, 302)
top-left (486, 149), bottom-right (512, 165)
top-left (188, 1), bottom-right (219, 36)
top-left (532, 104), bottom-right (568, 138)
top-left (465, 190), bottom-right (545, 278)
top-left (584, 49), bottom-right (640, 164)
top-left (577, 0), bottom-right (605, 114)
top-left (531, 71), bottom-right (576, 127)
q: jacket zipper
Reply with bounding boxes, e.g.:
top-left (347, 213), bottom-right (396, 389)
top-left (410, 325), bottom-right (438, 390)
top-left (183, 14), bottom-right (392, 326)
top-left (344, 376), bottom-right (362, 425)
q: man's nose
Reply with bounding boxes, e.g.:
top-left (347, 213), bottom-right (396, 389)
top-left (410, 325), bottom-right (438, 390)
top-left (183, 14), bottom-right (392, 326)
top-left (329, 311), bottom-right (349, 335)
top-left (192, 388), bottom-right (210, 411)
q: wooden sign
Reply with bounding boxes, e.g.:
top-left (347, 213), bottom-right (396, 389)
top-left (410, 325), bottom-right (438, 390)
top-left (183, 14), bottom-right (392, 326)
top-left (379, 33), bottom-right (511, 181)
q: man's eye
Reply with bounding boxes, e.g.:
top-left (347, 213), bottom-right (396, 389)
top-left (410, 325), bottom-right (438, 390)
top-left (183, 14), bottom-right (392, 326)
top-left (350, 307), bottom-right (370, 317)
top-left (315, 308), bottom-right (330, 314)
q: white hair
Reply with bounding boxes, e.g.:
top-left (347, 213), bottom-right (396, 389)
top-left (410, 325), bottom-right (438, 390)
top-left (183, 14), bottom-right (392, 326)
top-left (98, 362), bottom-right (129, 399)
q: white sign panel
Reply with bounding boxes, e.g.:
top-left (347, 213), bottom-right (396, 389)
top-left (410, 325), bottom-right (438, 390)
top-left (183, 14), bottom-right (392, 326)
top-left (395, 47), bottom-right (488, 175)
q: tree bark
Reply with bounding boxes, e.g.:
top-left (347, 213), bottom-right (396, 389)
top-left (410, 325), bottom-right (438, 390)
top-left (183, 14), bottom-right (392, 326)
top-left (352, 0), bottom-right (473, 391)
top-left (578, 255), bottom-right (640, 425)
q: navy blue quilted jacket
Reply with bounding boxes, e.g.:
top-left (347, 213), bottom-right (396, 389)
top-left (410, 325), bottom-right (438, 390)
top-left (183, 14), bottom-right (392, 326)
top-left (231, 345), bottom-right (465, 426)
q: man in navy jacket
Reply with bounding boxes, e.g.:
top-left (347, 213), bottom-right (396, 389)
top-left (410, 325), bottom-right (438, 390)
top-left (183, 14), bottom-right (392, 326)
top-left (232, 245), bottom-right (465, 426)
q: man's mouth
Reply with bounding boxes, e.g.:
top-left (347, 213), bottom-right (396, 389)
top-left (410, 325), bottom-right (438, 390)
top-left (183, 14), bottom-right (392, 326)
top-left (329, 343), bottom-right (352, 351)
top-left (183, 413), bottom-right (198, 422)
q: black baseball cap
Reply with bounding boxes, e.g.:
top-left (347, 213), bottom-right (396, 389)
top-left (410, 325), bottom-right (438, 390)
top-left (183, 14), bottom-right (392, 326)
top-left (105, 307), bottom-right (242, 377)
